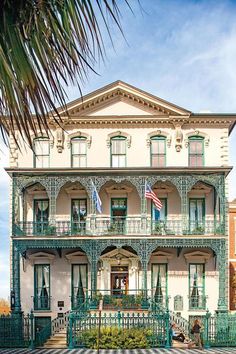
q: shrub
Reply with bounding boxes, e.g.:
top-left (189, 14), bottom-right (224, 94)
top-left (81, 327), bottom-right (153, 349)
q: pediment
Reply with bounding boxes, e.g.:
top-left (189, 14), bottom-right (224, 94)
top-left (101, 247), bottom-right (138, 259)
top-left (57, 81), bottom-right (191, 118)
top-left (28, 251), bottom-right (55, 264)
top-left (105, 184), bottom-right (133, 195)
top-left (184, 250), bottom-right (211, 263)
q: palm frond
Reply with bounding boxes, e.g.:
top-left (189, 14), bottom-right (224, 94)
top-left (0, 0), bottom-right (133, 148)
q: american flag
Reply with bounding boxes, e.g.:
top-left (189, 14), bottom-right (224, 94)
top-left (145, 182), bottom-right (162, 211)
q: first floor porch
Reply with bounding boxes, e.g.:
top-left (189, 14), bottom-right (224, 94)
top-left (11, 237), bottom-right (227, 321)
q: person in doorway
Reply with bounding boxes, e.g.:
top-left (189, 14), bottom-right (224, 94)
top-left (171, 323), bottom-right (185, 343)
top-left (188, 319), bottom-right (203, 349)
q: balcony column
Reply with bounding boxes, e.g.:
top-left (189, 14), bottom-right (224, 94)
top-left (180, 177), bottom-right (188, 234)
top-left (141, 178), bottom-right (148, 233)
top-left (217, 240), bottom-right (227, 311)
top-left (12, 243), bottom-right (22, 313)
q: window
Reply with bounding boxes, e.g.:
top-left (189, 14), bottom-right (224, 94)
top-left (111, 136), bottom-right (126, 167)
top-left (152, 199), bottom-right (167, 221)
top-left (189, 198), bottom-right (205, 233)
top-left (150, 136), bottom-right (166, 167)
top-left (34, 264), bottom-right (50, 310)
top-left (71, 264), bottom-right (88, 310)
top-left (71, 137), bottom-right (87, 167)
top-left (189, 136), bottom-right (204, 167)
top-left (34, 199), bottom-right (49, 234)
top-left (189, 264), bottom-right (205, 309)
top-left (34, 138), bottom-right (50, 168)
top-left (71, 199), bottom-right (87, 234)
top-left (151, 264), bottom-right (168, 306)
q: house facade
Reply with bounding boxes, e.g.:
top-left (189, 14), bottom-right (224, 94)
top-left (229, 199), bottom-right (236, 310)
top-left (7, 81), bottom-right (235, 330)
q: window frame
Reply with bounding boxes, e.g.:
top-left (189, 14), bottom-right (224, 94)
top-left (34, 264), bottom-right (50, 311)
top-left (150, 136), bottom-right (166, 167)
top-left (151, 198), bottom-right (167, 221)
top-left (188, 136), bottom-right (204, 167)
top-left (151, 263), bottom-right (168, 307)
top-left (71, 264), bottom-right (88, 310)
top-left (34, 137), bottom-right (50, 168)
top-left (71, 136), bottom-right (87, 168)
top-left (188, 263), bottom-right (205, 310)
top-left (110, 136), bottom-right (127, 167)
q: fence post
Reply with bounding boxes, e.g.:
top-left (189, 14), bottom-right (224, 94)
top-left (68, 312), bottom-right (74, 349)
top-left (165, 309), bottom-right (171, 348)
top-left (29, 310), bottom-right (34, 350)
top-left (118, 310), bottom-right (121, 330)
top-left (204, 310), bottom-right (211, 349)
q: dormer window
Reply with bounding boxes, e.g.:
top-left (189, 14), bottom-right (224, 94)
top-left (71, 137), bottom-right (87, 168)
top-left (150, 136), bottom-right (166, 167)
top-left (189, 136), bottom-right (204, 167)
top-left (34, 138), bottom-right (50, 168)
top-left (111, 136), bottom-right (126, 167)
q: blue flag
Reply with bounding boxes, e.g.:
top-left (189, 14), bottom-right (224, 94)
top-left (92, 181), bottom-right (102, 213)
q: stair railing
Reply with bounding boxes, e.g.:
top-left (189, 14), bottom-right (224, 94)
top-left (169, 310), bottom-right (190, 337)
top-left (51, 310), bottom-right (70, 336)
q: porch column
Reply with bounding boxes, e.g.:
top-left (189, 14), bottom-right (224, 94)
top-left (12, 243), bottom-right (21, 313)
top-left (141, 259), bottom-right (149, 309)
top-left (217, 240), bottom-right (227, 311)
top-left (180, 177), bottom-right (188, 234)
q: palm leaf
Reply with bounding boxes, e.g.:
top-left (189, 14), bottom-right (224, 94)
top-left (0, 0), bottom-right (134, 148)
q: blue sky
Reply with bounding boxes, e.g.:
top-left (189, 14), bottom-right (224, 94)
top-left (1, 0), bottom-right (236, 300)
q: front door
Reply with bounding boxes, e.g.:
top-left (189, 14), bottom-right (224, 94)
top-left (111, 266), bottom-right (128, 296)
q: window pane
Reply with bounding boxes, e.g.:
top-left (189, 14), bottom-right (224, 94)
top-left (151, 141), bottom-right (159, 154)
top-left (72, 141), bottom-right (80, 154)
top-left (79, 156), bottom-right (87, 167)
top-left (189, 156), bottom-right (196, 167)
top-left (158, 140), bottom-right (165, 154)
top-left (158, 155), bottom-right (165, 167)
top-left (79, 141), bottom-right (87, 154)
top-left (112, 155), bottom-right (119, 167)
top-left (111, 139), bottom-right (126, 154)
top-left (72, 155), bottom-right (80, 167)
top-left (118, 155), bottom-right (126, 167)
top-left (151, 155), bottom-right (159, 167)
top-left (189, 141), bottom-right (197, 153)
top-left (196, 156), bottom-right (203, 166)
top-left (195, 141), bottom-right (203, 154)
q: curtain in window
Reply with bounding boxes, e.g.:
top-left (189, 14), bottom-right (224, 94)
top-left (72, 265), bottom-right (87, 307)
top-left (152, 264), bottom-right (167, 305)
top-left (189, 264), bottom-right (204, 308)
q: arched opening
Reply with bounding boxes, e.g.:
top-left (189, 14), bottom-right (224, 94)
top-left (188, 181), bottom-right (221, 235)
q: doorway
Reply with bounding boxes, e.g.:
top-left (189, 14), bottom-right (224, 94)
top-left (111, 266), bottom-right (128, 296)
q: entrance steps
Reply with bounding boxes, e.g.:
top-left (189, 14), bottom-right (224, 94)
top-left (42, 329), bottom-right (67, 349)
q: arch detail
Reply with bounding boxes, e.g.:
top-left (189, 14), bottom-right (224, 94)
top-left (66, 131), bottom-right (92, 148)
top-left (184, 130), bottom-right (210, 148)
top-left (106, 131), bottom-right (131, 148)
top-left (146, 130), bottom-right (171, 148)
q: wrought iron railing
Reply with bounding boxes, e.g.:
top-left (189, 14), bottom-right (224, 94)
top-left (0, 313), bottom-right (31, 348)
top-left (33, 295), bottom-right (51, 311)
top-left (13, 217), bottom-right (224, 237)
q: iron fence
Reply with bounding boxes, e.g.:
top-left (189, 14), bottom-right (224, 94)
top-left (0, 313), bottom-right (30, 348)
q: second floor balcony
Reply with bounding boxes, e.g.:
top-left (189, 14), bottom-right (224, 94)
top-left (13, 217), bottom-right (224, 237)
top-left (10, 168), bottom-right (227, 238)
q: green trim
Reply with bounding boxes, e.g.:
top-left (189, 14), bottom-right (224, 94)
top-left (71, 136), bottom-right (87, 168)
top-left (188, 263), bottom-right (205, 310)
top-left (33, 137), bottom-right (50, 168)
top-left (110, 136), bottom-right (127, 167)
top-left (111, 198), bottom-right (127, 216)
top-left (188, 136), bottom-right (204, 167)
top-left (189, 198), bottom-right (205, 233)
top-left (150, 136), bottom-right (166, 167)
top-left (34, 264), bottom-right (50, 311)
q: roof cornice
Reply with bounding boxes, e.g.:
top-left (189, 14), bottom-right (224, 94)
top-left (6, 166), bottom-right (232, 177)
